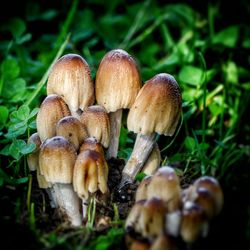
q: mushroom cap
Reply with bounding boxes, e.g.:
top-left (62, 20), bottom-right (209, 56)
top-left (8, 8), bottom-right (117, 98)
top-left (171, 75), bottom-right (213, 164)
top-left (95, 49), bottom-right (141, 112)
top-left (141, 143), bottom-right (161, 176)
top-left (47, 53), bottom-right (94, 113)
top-left (79, 137), bottom-right (104, 155)
top-left (27, 132), bottom-right (41, 171)
top-left (36, 94), bottom-right (71, 142)
top-left (80, 105), bottom-right (110, 148)
top-left (39, 136), bottom-right (77, 184)
top-left (147, 166), bottom-right (181, 212)
top-left (73, 150), bottom-right (108, 199)
top-left (127, 73), bottom-right (181, 136)
top-left (135, 175), bottom-right (152, 202)
top-left (180, 202), bottom-right (209, 244)
top-left (151, 234), bottom-right (178, 250)
top-left (56, 115), bottom-right (88, 150)
top-left (37, 164), bottom-right (52, 189)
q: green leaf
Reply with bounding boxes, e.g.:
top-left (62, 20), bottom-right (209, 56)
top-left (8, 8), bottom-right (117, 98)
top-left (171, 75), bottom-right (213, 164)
top-left (16, 33), bottom-right (32, 44)
top-left (223, 61), bottom-right (238, 84)
top-left (135, 172), bottom-right (147, 182)
top-left (9, 18), bottom-right (26, 38)
top-left (179, 66), bottom-right (203, 86)
top-left (5, 123), bottom-right (27, 139)
top-left (17, 105), bottom-right (30, 120)
top-left (2, 78), bottom-right (26, 100)
top-left (213, 26), bottom-right (239, 48)
top-left (20, 142), bottom-right (36, 155)
top-left (29, 108), bottom-right (39, 119)
top-left (1, 58), bottom-right (20, 80)
top-left (184, 136), bottom-right (196, 151)
top-left (0, 106), bottom-right (9, 124)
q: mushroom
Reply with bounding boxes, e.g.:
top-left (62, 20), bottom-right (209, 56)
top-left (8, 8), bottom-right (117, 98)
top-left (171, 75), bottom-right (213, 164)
top-left (79, 137), bottom-right (104, 155)
top-left (95, 49), bottom-right (141, 159)
top-left (80, 105), bottom-right (110, 148)
top-left (135, 175), bottom-right (152, 202)
top-left (39, 136), bottom-right (82, 227)
top-left (47, 54), bottom-right (94, 117)
top-left (120, 73), bottom-right (181, 187)
top-left (151, 234), bottom-right (178, 250)
top-left (141, 144), bottom-right (161, 176)
top-left (27, 132), bottom-right (41, 171)
top-left (180, 202), bottom-right (209, 244)
top-left (56, 115), bottom-right (88, 150)
top-left (36, 94), bottom-right (71, 142)
top-left (73, 149), bottom-right (109, 219)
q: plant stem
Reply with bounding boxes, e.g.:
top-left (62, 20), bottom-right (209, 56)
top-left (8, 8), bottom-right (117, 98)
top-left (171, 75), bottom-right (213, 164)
top-left (26, 174), bottom-right (32, 213)
top-left (106, 109), bottom-right (123, 159)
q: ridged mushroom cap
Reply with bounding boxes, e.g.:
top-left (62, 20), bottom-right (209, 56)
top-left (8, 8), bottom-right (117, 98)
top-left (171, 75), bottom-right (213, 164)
top-left (80, 105), bottom-right (110, 148)
top-left (39, 136), bottom-right (77, 184)
top-left (127, 73), bottom-right (181, 136)
top-left (56, 116), bottom-right (88, 150)
top-left (135, 176), bottom-right (152, 202)
top-left (47, 54), bottom-right (94, 114)
top-left (73, 150), bottom-right (108, 199)
top-left (147, 166), bottom-right (181, 212)
top-left (180, 202), bottom-right (209, 244)
top-left (27, 132), bottom-right (41, 171)
top-left (79, 137), bottom-right (104, 155)
top-left (141, 144), bottom-right (161, 176)
top-left (95, 49), bottom-right (141, 112)
top-left (36, 94), bottom-right (71, 142)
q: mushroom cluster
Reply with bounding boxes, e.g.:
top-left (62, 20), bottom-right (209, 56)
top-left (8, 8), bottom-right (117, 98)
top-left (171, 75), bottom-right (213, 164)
top-left (125, 166), bottom-right (224, 249)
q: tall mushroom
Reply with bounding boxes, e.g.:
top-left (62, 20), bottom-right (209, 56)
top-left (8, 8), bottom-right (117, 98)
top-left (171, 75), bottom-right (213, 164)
top-left (80, 105), bottom-right (110, 148)
top-left (120, 73), bottom-right (181, 187)
top-left (95, 49), bottom-right (141, 159)
top-left (47, 54), bottom-right (94, 117)
top-left (36, 94), bottom-right (71, 142)
top-left (39, 136), bottom-right (82, 227)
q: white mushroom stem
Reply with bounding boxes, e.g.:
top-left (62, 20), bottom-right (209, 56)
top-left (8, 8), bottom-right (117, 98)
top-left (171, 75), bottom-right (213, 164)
top-left (81, 199), bottom-right (88, 220)
top-left (119, 133), bottom-right (156, 188)
top-left (53, 183), bottom-right (82, 227)
top-left (106, 109), bottom-right (122, 159)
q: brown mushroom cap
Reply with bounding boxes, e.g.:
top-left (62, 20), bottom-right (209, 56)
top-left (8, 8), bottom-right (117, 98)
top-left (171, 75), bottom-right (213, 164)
top-left (56, 115), bottom-right (88, 150)
top-left (95, 49), bottom-right (141, 112)
top-left (79, 137), bottom-right (104, 155)
top-left (36, 94), bottom-right (71, 141)
top-left (147, 166), bottom-right (181, 212)
top-left (39, 136), bottom-right (77, 184)
top-left (127, 73), bottom-right (181, 136)
top-left (27, 132), bottom-right (41, 171)
top-left (73, 150), bottom-right (108, 199)
top-left (135, 175), bottom-right (152, 202)
top-left (151, 234), bottom-right (178, 250)
top-left (80, 105), bottom-right (110, 148)
top-left (47, 54), bottom-right (94, 113)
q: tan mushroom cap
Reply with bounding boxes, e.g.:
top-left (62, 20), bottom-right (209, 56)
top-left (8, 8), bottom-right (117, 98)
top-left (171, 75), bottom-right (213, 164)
top-left (36, 94), bottom-right (71, 142)
top-left (129, 241), bottom-right (150, 250)
top-left (80, 105), bottom-right (110, 148)
top-left (141, 144), bottom-right (161, 176)
top-left (47, 53), bottom-right (94, 113)
top-left (27, 132), bottom-right (41, 171)
top-left (39, 136), bottom-right (77, 184)
top-left (151, 234), bottom-right (178, 250)
top-left (73, 150), bottom-right (108, 199)
top-left (56, 116), bottom-right (88, 150)
top-left (127, 73), bottom-right (181, 136)
top-left (79, 137), bottom-right (104, 155)
top-left (95, 49), bottom-right (141, 112)
top-left (135, 175), bottom-right (152, 202)
top-left (37, 165), bottom-right (52, 189)
top-left (147, 166), bottom-right (181, 212)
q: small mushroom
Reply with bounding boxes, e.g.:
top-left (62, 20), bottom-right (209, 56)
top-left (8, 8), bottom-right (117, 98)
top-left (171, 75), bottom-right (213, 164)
top-left (36, 94), bottom-right (71, 142)
top-left (47, 54), bottom-right (94, 117)
top-left (39, 136), bottom-right (82, 227)
top-left (79, 137), bottom-right (104, 155)
top-left (95, 49), bottom-right (141, 159)
top-left (135, 175), bottom-right (152, 202)
top-left (80, 105), bottom-right (110, 148)
top-left (56, 115), bottom-right (88, 150)
top-left (73, 149), bottom-right (109, 218)
top-left (120, 73), bottom-right (181, 187)
top-left (27, 132), bottom-right (41, 171)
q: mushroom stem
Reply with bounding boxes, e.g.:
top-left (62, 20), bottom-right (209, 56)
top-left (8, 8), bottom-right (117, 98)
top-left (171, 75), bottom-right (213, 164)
top-left (81, 198), bottom-right (88, 220)
top-left (53, 183), bottom-right (82, 227)
top-left (106, 109), bottom-right (123, 159)
top-left (119, 133), bottom-right (156, 188)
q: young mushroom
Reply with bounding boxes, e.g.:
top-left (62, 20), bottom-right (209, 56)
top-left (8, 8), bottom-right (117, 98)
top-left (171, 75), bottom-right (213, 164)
top-left (56, 116), bottom-right (88, 150)
top-left (120, 73), bottom-right (181, 188)
top-left (36, 94), bottom-right (71, 142)
top-left (79, 137), bottom-right (104, 155)
top-left (80, 105), bottom-right (110, 148)
top-left (73, 149), bottom-right (109, 219)
top-left (95, 49), bottom-right (141, 159)
top-left (39, 136), bottom-right (82, 227)
top-left (47, 54), bottom-right (94, 117)
top-left (27, 132), bottom-right (41, 171)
